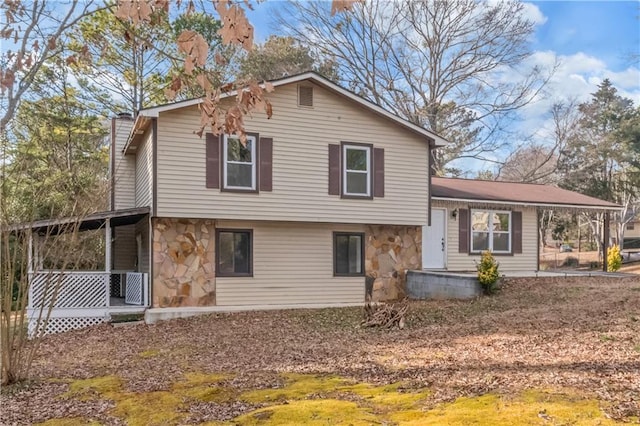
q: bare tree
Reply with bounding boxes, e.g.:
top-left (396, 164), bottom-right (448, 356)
top-left (277, 0), bottom-right (556, 174)
top-left (496, 101), bottom-right (581, 249)
top-left (0, 0), bottom-right (103, 132)
top-left (498, 100), bottom-right (580, 183)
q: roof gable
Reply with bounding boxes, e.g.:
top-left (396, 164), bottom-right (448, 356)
top-left (129, 72), bottom-right (447, 149)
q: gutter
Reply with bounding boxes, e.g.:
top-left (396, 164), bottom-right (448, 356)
top-left (431, 197), bottom-right (622, 211)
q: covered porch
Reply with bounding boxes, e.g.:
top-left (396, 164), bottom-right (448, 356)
top-left (21, 207), bottom-right (151, 335)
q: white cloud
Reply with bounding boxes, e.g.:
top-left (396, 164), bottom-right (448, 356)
top-left (485, 1), bottom-right (547, 25)
top-left (465, 49), bottom-right (640, 175)
top-left (512, 51), bottom-right (640, 142)
top-left (520, 2), bottom-right (548, 26)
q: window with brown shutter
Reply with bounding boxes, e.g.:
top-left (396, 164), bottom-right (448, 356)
top-left (328, 144), bottom-right (340, 195)
top-left (207, 132), bottom-right (273, 193)
top-left (512, 211), bottom-right (522, 254)
top-left (329, 143), bottom-right (384, 199)
top-left (470, 209), bottom-right (511, 254)
top-left (259, 137), bottom-right (273, 192)
top-left (222, 133), bottom-right (258, 192)
top-left (458, 208), bottom-right (469, 253)
top-left (341, 143), bottom-right (372, 198)
top-left (205, 133), bottom-right (220, 189)
top-left (373, 148), bottom-right (385, 197)
top-left (461, 209), bottom-right (522, 255)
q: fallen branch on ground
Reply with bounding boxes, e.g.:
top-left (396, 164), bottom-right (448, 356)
top-left (361, 300), bottom-right (407, 329)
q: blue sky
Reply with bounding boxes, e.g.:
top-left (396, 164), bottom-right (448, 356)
top-left (246, 1), bottom-right (639, 170)
top-left (244, 1), bottom-right (640, 173)
top-left (531, 1), bottom-right (639, 72)
top-left (247, 1), bottom-right (639, 98)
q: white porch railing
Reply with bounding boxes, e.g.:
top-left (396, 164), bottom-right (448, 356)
top-left (29, 271), bottom-right (110, 309)
top-left (27, 271), bottom-right (149, 336)
top-left (125, 272), bottom-right (148, 306)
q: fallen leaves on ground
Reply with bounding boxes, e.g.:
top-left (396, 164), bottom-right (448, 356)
top-left (2, 276), bottom-right (639, 424)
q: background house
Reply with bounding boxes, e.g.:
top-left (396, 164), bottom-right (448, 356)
top-left (625, 216), bottom-right (640, 249)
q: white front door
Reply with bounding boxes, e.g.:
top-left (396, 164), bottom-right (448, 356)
top-left (422, 208), bottom-right (446, 269)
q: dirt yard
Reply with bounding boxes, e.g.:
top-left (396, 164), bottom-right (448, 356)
top-left (2, 276), bottom-right (640, 425)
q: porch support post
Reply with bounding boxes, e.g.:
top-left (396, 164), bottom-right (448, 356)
top-left (602, 212), bottom-right (610, 272)
top-left (105, 219), bottom-right (112, 307)
top-left (105, 219), bottom-right (112, 273)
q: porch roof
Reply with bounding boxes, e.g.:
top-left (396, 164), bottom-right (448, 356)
top-left (432, 177), bottom-right (621, 211)
top-left (7, 207), bottom-right (150, 235)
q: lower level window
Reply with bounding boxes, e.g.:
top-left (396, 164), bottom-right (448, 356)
top-left (471, 209), bottom-right (511, 253)
top-left (216, 229), bottom-right (252, 276)
top-left (334, 232), bottom-right (364, 276)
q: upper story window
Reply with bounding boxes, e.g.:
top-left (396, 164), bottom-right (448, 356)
top-left (223, 134), bottom-right (256, 190)
top-left (342, 144), bottom-right (371, 197)
top-left (627, 222), bottom-right (635, 231)
top-left (471, 210), bottom-right (511, 253)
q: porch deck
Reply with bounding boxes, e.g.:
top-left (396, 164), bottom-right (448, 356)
top-left (28, 271), bottom-right (149, 335)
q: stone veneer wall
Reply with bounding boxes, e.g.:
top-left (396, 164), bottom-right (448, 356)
top-left (365, 225), bottom-right (421, 301)
top-left (152, 218), bottom-right (216, 307)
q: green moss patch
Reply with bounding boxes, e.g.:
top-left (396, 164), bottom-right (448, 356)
top-left (53, 373), bottom-right (620, 425)
top-left (58, 372), bottom-right (234, 426)
top-left (393, 390), bottom-right (618, 426)
top-left (138, 349), bottom-right (160, 358)
top-left (37, 419), bottom-right (101, 426)
top-left (241, 373), bottom-right (430, 412)
top-left (233, 399), bottom-right (378, 425)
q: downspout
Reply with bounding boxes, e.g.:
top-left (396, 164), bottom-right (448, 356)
top-left (427, 140), bottom-right (435, 227)
top-left (148, 118), bottom-right (158, 310)
top-left (110, 118), bottom-right (116, 210)
top-left (536, 208), bottom-right (540, 271)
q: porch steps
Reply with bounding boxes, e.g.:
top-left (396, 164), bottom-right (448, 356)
top-left (110, 312), bottom-right (145, 324)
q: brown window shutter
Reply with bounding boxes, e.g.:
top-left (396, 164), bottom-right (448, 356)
top-left (328, 144), bottom-right (340, 195)
top-left (512, 211), bottom-right (523, 254)
top-left (458, 208), bottom-right (469, 253)
top-left (205, 133), bottom-right (220, 189)
top-left (259, 137), bottom-right (273, 192)
top-left (373, 147), bottom-right (385, 197)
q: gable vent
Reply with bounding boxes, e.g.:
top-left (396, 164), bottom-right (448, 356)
top-left (298, 85), bottom-right (313, 107)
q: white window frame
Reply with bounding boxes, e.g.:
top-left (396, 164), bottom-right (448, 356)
top-left (223, 134), bottom-right (256, 190)
top-left (470, 209), bottom-right (512, 254)
top-left (342, 144), bottom-right (371, 197)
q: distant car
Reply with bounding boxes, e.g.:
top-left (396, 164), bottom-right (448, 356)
top-left (560, 244), bottom-right (573, 253)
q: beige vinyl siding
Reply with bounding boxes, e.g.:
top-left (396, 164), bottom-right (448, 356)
top-left (135, 127), bottom-right (153, 208)
top-left (435, 202), bottom-right (539, 272)
top-left (135, 217), bottom-right (150, 274)
top-left (626, 221), bottom-right (640, 238)
top-left (113, 224), bottom-right (136, 270)
top-left (215, 221), bottom-right (365, 306)
top-left (112, 118), bottom-right (136, 210)
top-left (156, 83), bottom-right (429, 225)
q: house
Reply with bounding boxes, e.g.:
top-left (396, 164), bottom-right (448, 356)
top-left (423, 177), bottom-right (621, 271)
top-left (624, 215), bottom-right (640, 249)
top-left (24, 72), bottom-right (447, 333)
